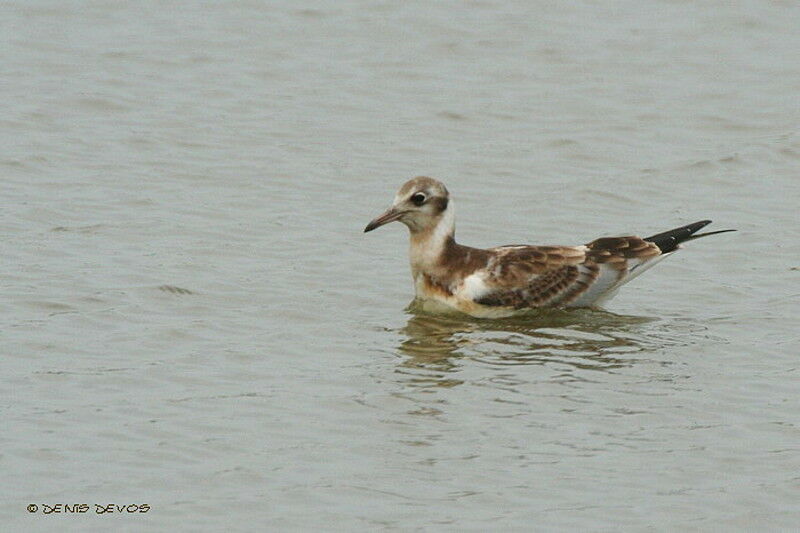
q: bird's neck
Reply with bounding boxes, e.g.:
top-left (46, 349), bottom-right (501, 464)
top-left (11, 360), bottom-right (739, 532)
top-left (408, 205), bottom-right (456, 276)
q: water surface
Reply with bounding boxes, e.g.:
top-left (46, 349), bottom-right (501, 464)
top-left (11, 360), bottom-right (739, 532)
top-left (2, 1), bottom-right (800, 531)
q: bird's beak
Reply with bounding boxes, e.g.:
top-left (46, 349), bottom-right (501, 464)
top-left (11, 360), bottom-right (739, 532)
top-left (364, 207), bottom-right (403, 233)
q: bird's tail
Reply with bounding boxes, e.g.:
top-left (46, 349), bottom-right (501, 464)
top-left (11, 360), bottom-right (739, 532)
top-left (644, 220), bottom-right (736, 253)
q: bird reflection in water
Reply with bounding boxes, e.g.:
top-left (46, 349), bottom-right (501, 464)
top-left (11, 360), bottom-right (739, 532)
top-left (395, 300), bottom-right (664, 388)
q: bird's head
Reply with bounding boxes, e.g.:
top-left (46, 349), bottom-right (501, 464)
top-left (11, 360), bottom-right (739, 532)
top-left (364, 176), bottom-right (451, 234)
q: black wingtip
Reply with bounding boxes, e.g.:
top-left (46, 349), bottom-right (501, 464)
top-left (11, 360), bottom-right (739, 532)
top-left (645, 220), bottom-right (735, 253)
top-left (690, 229), bottom-right (737, 240)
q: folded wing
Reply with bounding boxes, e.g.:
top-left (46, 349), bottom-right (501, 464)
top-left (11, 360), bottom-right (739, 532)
top-left (468, 237), bottom-right (662, 308)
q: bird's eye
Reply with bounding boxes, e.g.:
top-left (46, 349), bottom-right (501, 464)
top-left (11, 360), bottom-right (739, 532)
top-left (411, 192), bottom-right (426, 206)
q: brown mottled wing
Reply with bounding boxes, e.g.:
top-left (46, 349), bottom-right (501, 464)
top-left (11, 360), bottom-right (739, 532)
top-left (584, 236), bottom-right (661, 269)
top-left (474, 238), bottom-right (661, 308)
top-left (474, 245), bottom-right (592, 308)
top-left (569, 236), bottom-right (662, 307)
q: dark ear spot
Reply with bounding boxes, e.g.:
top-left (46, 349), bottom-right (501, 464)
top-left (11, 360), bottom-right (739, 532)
top-left (432, 196), bottom-right (448, 213)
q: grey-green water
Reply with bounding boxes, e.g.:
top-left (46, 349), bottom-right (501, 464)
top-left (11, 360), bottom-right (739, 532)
top-left (3, 1), bottom-right (799, 531)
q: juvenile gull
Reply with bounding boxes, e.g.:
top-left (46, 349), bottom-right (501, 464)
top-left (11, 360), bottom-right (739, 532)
top-left (364, 176), bottom-right (734, 318)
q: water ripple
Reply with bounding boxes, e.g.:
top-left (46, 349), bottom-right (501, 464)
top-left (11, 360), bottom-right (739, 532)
top-left (390, 305), bottom-right (699, 389)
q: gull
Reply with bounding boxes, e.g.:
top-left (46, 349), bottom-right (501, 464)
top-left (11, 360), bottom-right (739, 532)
top-left (364, 176), bottom-right (734, 318)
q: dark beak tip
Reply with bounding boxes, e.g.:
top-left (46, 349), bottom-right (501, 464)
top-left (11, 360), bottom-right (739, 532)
top-left (364, 208), bottom-right (400, 234)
